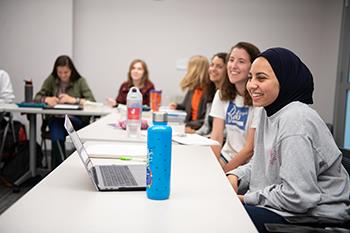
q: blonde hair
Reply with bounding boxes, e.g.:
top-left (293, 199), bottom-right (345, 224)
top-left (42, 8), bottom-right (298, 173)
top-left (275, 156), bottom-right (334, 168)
top-left (180, 55), bottom-right (209, 91)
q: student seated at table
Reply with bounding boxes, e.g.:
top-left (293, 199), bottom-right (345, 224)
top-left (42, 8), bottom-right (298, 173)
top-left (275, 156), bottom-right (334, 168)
top-left (227, 47), bottom-right (350, 232)
top-left (0, 69), bottom-right (15, 104)
top-left (34, 55), bottom-right (95, 169)
top-left (106, 59), bottom-right (155, 107)
top-left (210, 42), bottom-right (262, 173)
top-left (0, 69), bottom-right (15, 139)
top-left (186, 52), bottom-right (227, 136)
top-left (168, 55), bottom-right (211, 131)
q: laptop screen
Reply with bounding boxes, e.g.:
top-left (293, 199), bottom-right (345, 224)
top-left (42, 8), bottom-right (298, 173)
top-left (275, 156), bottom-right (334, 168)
top-left (64, 115), bottom-right (92, 170)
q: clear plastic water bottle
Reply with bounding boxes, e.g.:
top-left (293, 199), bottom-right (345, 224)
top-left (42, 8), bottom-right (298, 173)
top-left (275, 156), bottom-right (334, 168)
top-left (146, 112), bottom-right (172, 200)
top-left (126, 87), bottom-right (143, 137)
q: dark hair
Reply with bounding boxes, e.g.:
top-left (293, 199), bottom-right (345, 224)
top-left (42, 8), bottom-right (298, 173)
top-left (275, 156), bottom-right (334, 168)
top-left (206, 76), bottom-right (216, 103)
top-left (212, 52), bottom-right (228, 90)
top-left (51, 55), bottom-right (81, 81)
top-left (127, 59), bottom-right (149, 88)
top-left (213, 52), bottom-right (228, 63)
top-left (206, 52), bottom-right (228, 102)
top-left (220, 42), bottom-right (260, 105)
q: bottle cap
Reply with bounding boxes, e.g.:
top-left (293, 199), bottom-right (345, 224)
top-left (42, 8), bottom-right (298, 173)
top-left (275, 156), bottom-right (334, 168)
top-left (24, 79), bottom-right (33, 85)
top-left (150, 89), bottom-right (162, 94)
top-left (152, 112), bottom-right (168, 123)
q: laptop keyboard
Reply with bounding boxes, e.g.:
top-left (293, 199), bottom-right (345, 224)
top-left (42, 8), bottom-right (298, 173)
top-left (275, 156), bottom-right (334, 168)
top-left (99, 165), bottom-right (137, 187)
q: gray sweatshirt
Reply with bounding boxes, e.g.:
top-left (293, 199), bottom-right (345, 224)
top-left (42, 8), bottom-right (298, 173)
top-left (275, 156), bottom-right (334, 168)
top-left (228, 102), bottom-right (350, 223)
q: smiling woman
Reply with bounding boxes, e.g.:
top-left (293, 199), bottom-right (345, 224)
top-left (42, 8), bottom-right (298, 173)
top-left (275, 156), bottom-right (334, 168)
top-left (209, 42), bottom-right (262, 173)
top-left (247, 57), bottom-right (280, 107)
top-left (228, 47), bottom-right (350, 233)
top-left (107, 59), bottom-right (155, 107)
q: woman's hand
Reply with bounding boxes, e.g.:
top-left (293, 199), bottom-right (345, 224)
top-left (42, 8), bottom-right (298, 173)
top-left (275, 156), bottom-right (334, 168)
top-left (185, 126), bottom-right (196, 134)
top-left (237, 195), bottom-right (244, 203)
top-left (58, 94), bottom-right (76, 104)
top-left (227, 174), bottom-right (239, 193)
top-left (168, 102), bottom-right (177, 110)
top-left (105, 97), bottom-right (117, 107)
top-left (44, 96), bottom-right (59, 107)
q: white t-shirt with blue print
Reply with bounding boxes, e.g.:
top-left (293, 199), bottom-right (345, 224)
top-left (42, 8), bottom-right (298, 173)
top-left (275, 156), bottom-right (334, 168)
top-left (210, 90), bottom-right (262, 162)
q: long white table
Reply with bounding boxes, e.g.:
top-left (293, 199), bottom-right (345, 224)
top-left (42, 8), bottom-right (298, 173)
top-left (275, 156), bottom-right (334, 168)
top-left (75, 111), bottom-right (147, 143)
top-left (0, 143), bottom-right (257, 233)
top-left (0, 103), bottom-right (113, 185)
top-left (73, 111), bottom-right (186, 143)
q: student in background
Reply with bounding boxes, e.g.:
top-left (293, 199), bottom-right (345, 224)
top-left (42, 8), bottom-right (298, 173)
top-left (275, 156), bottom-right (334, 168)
top-left (34, 55), bottom-right (95, 169)
top-left (107, 59), bottom-right (155, 106)
top-left (169, 55), bottom-right (210, 131)
top-left (0, 69), bottom-right (15, 104)
top-left (210, 42), bottom-right (262, 173)
top-left (187, 52), bottom-right (227, 136)
top-left (227, 47), bottom-right (350, 232)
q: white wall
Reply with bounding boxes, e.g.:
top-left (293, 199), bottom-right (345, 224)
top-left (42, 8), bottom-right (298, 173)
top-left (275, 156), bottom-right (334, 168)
top-left (0, 0), bottom-right (343, 124)
top-left (0, 0), bottom-right (73, 101)
top-left (73, 0), bottom-right (343, 123)
top-left (318, 0), bottom-right (343, 122)
top-left (0, 0), bottom-right (73, 133)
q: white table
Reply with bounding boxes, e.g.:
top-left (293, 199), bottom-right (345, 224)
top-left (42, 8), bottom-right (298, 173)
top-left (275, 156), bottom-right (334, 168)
top-left (0, 103), bottom-right (113, 185)
top-left (0, 144), bottom-right (257, 233)
top-left (75, 111), bottom-right (147, 143)
top-left (74, 111), bottom-right (187, 143)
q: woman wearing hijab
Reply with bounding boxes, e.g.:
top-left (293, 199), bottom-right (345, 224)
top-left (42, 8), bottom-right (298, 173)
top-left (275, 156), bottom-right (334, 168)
top-left (227, 48), bottom-right (350, 232)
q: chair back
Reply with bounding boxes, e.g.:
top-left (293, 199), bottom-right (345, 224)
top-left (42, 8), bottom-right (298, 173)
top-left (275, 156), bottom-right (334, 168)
top-left (340, 148), bottom-right (350, 175)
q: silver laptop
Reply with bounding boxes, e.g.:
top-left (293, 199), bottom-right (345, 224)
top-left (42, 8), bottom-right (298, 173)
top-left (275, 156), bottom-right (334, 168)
top-left (64, 115), bottom-right (146, 191)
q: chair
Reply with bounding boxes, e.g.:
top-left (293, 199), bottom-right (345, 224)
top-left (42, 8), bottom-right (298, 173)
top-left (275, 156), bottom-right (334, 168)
top-left (340, 147), bottom-right (350, 174)
top-left (265, 147), bottom-right (350, 232)
top-left (0, 113), bottom-right (17, 165)
top-left (326, 123), bottom-right (334, 135)
top-left (0, 113), bottom-right (20, 190)
top-left (40, 115), bottom-right (65, 169)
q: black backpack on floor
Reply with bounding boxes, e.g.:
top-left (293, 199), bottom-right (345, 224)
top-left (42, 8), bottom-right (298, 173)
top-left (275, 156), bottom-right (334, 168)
top-left (0, 117), bottom-right (43, 186)
top-left (1, 140), bottom-right (43, 184)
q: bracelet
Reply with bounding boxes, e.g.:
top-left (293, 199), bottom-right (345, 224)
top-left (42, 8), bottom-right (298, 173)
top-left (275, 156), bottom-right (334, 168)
top-left (75, 97), bottom-right (80, 104)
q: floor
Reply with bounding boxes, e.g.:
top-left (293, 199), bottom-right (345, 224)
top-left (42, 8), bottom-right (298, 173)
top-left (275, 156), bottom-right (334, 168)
top-left (0, 175), bottom-right (44, 214)
top-left (0, 151), bottom-right (52, 215)
top-left (0, 146), bottom-right (75, 216)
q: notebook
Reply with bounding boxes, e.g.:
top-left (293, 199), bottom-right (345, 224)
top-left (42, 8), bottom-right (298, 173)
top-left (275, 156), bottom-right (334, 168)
top-left (16, 102), bottom-right (47, 108)
top-left (64, 115), bottom-right (146, 191)
top-left (45, 104), bottom-right (82, 110)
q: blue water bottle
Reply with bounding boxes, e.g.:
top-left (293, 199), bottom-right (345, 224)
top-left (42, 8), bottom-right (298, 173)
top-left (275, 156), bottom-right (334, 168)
top-left (146, 112), bottom-right (172, 200)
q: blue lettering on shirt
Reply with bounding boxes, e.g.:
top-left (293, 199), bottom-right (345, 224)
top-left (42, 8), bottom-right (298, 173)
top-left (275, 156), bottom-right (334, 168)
top-left (225, 101), bottom-right (249, 130)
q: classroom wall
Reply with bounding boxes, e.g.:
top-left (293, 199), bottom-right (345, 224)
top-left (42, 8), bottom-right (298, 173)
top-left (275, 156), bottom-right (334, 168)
top-left (0, 0), bottom-right (343, 124)
top-left (0, 0), bottom-right (73, 134)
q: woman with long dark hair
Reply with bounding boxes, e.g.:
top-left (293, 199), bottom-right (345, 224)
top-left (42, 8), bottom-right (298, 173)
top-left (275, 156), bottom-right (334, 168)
top-left (210, 42), bottom-right (262, 173)
top-left (35, 55), bottom-right (95, 169)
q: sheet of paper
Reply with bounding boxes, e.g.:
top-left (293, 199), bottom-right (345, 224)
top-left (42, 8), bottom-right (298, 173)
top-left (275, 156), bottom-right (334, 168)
top-left (85, 143), bottom-right (147, 158)
top-left (172, 134), bottom-right (220, 146)
top-left (54, 104), bottom-right (81, 110)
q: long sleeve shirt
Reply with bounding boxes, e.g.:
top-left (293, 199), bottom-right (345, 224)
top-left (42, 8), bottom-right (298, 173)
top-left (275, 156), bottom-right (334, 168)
top-left (116, 80), bottom-right (154, 106)
top-left (0, 70), bottom-right (15, 103)
top-left (34, 75), bottom-right (95, 102)
top-left (228, 102), bottom-right (350, 223)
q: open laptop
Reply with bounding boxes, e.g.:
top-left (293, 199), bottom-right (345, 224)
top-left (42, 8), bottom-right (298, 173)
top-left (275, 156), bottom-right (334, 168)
top-left (64, 115), bottom-right (146, 191)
